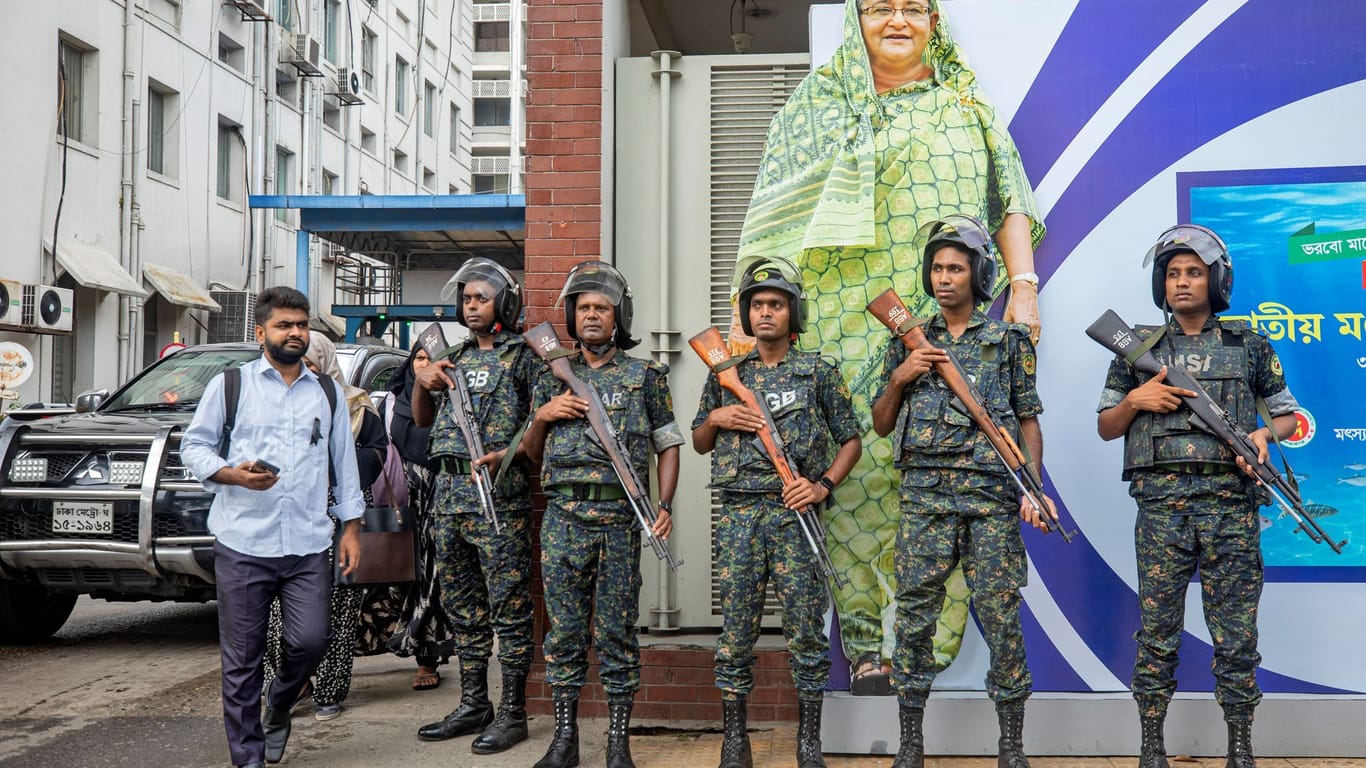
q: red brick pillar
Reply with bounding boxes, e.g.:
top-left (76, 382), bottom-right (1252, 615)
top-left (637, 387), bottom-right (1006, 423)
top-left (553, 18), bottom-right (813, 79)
top-left (522, 0), bottom-right (605, 716)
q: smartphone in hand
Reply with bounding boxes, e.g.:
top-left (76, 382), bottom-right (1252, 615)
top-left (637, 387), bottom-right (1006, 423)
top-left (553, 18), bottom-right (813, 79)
top-left (251, 459), bottom-right (281, 475)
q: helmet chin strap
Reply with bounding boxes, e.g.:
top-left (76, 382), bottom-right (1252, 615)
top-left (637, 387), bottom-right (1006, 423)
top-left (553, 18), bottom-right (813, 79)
top-left (582, 339), bottom-right (615, 355)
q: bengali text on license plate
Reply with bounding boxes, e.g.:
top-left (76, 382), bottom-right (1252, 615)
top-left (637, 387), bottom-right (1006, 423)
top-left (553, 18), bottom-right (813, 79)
top-left (52, 501), bottom-right (114, 534)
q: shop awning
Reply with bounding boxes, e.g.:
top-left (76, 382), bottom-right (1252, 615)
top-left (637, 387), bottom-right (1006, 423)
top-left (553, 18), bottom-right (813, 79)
top-left (46, 239), bottom-right (146, 297)
top-left (142, 262), bottom-right (221, 311)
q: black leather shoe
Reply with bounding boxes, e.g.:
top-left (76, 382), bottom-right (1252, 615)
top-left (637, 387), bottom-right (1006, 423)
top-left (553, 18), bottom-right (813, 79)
top-left (262, 704), bottom-right (291, 764)
top-left (418, 667), bottom-right (494, 741)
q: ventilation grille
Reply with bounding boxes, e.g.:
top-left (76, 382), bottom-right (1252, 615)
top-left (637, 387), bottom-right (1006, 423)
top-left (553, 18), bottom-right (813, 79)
top-left (472, 79), bottom-right (512, 98)
top-left (207, 290), bottom-right (256, 344)
top-left (472, 3), bottom-right (510, 22)
top-left (472, 156), bottom-right (511, 175)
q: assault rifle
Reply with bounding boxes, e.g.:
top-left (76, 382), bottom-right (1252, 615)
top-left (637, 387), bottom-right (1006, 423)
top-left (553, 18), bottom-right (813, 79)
top-left (688, 327), bottom-right (849, 594)
top-left (1086, 309), bottom-right (1346, 554)
top-left (417, 323), bottom-right (501, 533)
top-left (866, 289), bottom-right (1075, 541)
top-left (522, 322), bottom-right (683, 571)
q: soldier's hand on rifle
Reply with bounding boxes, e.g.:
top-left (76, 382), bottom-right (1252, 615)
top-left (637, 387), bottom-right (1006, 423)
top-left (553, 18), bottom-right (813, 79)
top-left (416, 359), bottom-right (458, 392)
top-left (892, 346), bottom-right (950, 388)
top-left (781, 476), bottom-right (828, 511)
top-left (650, 506), bottom-right (673, 540)
top-left (474, 449), bottom-right (505, 473)
top-left (708, 404), bottom-right (765, 433)
top-left (1126, 366), bottom-right (1197, 413)
top-left (1235, 427), bottom-right (1274, 480)
top-left (535, 391), bottom-right (589, 424)
top-left (1018, 493), bottom-right (1055, 532)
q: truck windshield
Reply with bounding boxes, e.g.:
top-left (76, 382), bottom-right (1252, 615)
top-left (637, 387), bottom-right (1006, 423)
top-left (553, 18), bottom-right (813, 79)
top-left (101, 349), bottom-right (263, 411)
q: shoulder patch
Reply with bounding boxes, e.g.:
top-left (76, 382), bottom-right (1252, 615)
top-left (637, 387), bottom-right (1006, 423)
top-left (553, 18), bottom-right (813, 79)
top-left (1271, 354), bottom-right (1283, 377)
top-left (1022, 351), bottom-right (1036, 376)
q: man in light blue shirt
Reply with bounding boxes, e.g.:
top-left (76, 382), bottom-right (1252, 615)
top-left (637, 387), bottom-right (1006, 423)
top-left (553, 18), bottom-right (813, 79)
top-left (181, 286), bottom-right (364, 768)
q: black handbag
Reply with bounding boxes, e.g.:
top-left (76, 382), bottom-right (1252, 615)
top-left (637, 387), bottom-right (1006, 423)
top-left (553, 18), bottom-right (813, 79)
top-left (333, 506), bottom-right (418, 586)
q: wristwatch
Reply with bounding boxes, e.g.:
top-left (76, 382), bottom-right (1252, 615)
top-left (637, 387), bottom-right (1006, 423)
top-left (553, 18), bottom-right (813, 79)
top-left (1010, 271), bottom-right (1040, 287)
top-left (658, 500), bottom-right (673, 513)
top-left (817, 476), bottom-right (836, 493)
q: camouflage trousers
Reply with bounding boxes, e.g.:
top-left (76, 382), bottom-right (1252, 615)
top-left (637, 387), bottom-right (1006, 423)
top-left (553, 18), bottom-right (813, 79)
top-left (432, 474), bottom-right (534, 674)
top-left (541, 497), bottom-right (643, 701)
top-left (892, 468), bottom-right (1030, 708)
top-left (714, 493), bottom-right (830, 702)
top-left (1132, 484), bottom-right (1263, 719)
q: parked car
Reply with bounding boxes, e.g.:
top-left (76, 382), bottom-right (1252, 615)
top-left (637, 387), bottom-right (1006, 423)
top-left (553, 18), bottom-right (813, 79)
top-left (0, 342), bottom-right (404, 643)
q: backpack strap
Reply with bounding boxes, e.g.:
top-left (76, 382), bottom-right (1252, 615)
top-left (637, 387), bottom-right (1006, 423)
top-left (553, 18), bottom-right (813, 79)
top-left (318, 375), bottom-right (340, 489)
top-left (217, 367), bottom-right (242, 460)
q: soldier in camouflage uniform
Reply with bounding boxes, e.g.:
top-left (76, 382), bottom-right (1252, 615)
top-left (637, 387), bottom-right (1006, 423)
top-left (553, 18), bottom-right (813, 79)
top-left (522, 261), bottom-right (684, 768)
top-left (1097, 225), bottom-right (1299, 768)
top-left (412, 259), bottom-right (541, 755)
top-left (870, 216), bottom-right (1052, 768)
top-left (693, 258), bottom-right (862, 768)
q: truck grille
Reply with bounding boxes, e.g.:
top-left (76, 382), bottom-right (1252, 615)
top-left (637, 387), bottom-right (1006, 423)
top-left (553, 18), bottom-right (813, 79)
top-left (0, 504), bottom-right (194, 543)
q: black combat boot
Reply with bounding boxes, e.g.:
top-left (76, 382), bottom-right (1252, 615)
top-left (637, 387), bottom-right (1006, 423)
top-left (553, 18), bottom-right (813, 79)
top-left (605, 696), bottom-right (636, 768)
top-left (996, 701), bottom-right (1030, 768)
top-left (891, 704), bottom-right (924, 768)
top-left (470, 669), bottom-right (529, 754)
top-left (1139, 713), bottom-right (1170, 768)
top-left (717, 697), bottom-right (753, 768)
top-left (1225, 715), bottom-right (1256, 768)
top-left (417, 666), bottom-right (494, 740)
top-left (532, 696), bottom-right (579, 768)
top-left (796, 696), bottom-right (827, 768)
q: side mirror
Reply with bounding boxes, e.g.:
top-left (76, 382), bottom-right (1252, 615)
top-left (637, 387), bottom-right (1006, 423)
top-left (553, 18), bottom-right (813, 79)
top-left (74, 389), bottom-right (109, 413)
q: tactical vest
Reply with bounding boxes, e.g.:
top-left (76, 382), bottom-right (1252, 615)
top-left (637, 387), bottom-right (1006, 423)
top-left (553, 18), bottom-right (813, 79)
top-left (428, 333), bottom-right (531, 461)
top-left (711, 353), bottom-right (832, 490)
top-left (1122, 322), bottom-right (1256, 478)
top-left (895, 320), bottom-right (1021, 474)
top-left (543, 354), bottom-right (662, 486)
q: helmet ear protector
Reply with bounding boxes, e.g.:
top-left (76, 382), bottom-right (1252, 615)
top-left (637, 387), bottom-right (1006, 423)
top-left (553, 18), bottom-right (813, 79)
top-left (441, 258), bottom-right (523, 331)
top-left (1142, 224), bottom-right (1232, 313)
top-left (557, 260), bottom-right (639, 350)
top-left (737, 256), bottom-right (807, 336)
top-left (918, 214), bottom-right (997, 304)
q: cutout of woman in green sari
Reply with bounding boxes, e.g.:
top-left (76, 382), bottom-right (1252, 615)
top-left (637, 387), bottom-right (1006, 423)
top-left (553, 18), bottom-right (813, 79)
top-left (730, 0), bottom-right (1045, 693)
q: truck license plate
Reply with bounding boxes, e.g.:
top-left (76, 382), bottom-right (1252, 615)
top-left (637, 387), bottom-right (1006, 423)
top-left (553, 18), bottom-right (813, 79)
top-left (52, 501), bottom-right (114, 535)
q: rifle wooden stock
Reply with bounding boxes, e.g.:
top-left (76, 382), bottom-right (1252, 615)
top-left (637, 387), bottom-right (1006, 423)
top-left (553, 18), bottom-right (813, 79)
top-left (1086, 309), bottom-right (1345, 554)
top-left (522, 322), bottom-right (683, 570)
top-left (688, 327), bottom-right (848, 590)
top-left (866, 289), bottom-right (1073, 542)
top-left (417, 323), bottom-right (501, 532)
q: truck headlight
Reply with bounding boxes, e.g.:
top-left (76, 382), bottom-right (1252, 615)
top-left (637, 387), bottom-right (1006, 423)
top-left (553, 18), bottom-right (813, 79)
top-left (8, 454), bottom-right (49, 482)
top-left (109, 460), bottom-right (145, 486)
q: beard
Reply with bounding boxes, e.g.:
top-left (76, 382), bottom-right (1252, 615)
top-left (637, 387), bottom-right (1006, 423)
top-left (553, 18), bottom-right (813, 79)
top-left (267, 339), bottom-right (307, 366)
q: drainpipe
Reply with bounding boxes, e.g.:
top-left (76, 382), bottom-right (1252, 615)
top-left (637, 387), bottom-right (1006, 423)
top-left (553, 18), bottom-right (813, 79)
top-left (413, 0), bottom-right (428, 193)
top-left (261, 21), bottom-right (277, 290)
top-left (117, 0), bottom-right (138, 382)
top-left (508, 0), bottom-right (524, 192)
top-left (649, 50), bottom-right (681, 633)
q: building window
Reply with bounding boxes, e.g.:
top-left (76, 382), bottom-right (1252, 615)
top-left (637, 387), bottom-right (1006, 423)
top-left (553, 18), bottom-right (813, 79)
top-left (422, 167), bottom-right (436, 191)
top-left (324, 0), bottom-right (340, 63)
top-left (275, 0), bottom-right (292, 31)
top-left (323, 169), bottom-right (338, 195)
top-left (449, 104), bottom-right (460, 155)
top-left (393, 149), bottom-right (409, 175)
top-left (276, 68), bottom-right (299, 109)
top-left (58, 37), bottom-right (96, 145)
top-left (149, 0), bottom-right (181, 28)
top-left (218, 33), bottom-right (245, 71)
top-left (275, 146), bottom-right (293, 221)
top-left (474, 98), bottom-right (511, 127)
top-left (360, 126), bottom-right (377, 155)
top-left (146, 83), bottom-right (179, 178)
top-left (473, 174), bottom-right (509, 194)
top-left (423, 81), bottom-right (436, 137)
top-left (322, 99), bottom-right (341, 132)
top-left (361, 28), bottom-right (377, 92)
top-left (394, 56), bottom-right (408, 114)
top-left (475, 22), bottom-right (510, 53)
top-left (216, 120), bottom-right (242, 202)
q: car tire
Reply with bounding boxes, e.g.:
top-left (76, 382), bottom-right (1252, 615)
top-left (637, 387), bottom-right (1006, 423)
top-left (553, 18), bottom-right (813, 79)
top-left (0, 581), bottom-right (78, 644)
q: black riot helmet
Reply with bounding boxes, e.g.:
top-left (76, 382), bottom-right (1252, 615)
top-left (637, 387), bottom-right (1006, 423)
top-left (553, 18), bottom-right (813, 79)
top-left (1142, 224), bottom-right (1233, 313)
top-left (440, 257), bottom-right (523, 332)
top-left (919, 214), bottom-right (997, 304)
top-left (738, 256), bottom-right (807, 336)
top-left (557, 260), bottom-right (639, 350)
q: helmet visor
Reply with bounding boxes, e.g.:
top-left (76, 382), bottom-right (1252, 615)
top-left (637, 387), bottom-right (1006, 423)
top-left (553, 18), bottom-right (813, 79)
top-left (441, 258), bottom-right (515, 303)
top-left (555, 261), bottom-right (628, 308)
top-left (743, 256), bottom-right (803, 289)
top-left (1142, 225), bottom-right (1226, 269)
top-left (915, 214), bottom-right (993, 258)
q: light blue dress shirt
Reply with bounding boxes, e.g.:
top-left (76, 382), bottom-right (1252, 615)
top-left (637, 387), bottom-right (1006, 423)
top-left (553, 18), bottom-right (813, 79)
top-left (181, 356), bottom-right (365, 558)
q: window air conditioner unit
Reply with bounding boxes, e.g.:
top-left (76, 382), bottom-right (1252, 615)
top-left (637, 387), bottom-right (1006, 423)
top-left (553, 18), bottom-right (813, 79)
top-left (23, 284), bottom-right (73, 333)
top-left (330, 68), bottom-right (363, 106)
top-left (283, 34), bottom-right (323, 77)
top-left (208, 290), bottom-right (257, 344)
top-left (0, 278), bottom-right (23, 330)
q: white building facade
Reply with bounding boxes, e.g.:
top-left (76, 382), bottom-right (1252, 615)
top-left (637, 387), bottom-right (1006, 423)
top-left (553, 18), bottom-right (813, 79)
top-left (0, 0), bottom-right (526, 406)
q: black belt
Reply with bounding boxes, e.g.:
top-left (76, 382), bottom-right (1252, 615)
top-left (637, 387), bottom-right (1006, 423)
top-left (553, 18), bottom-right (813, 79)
top-left (546, 483), bottom-right (627, 501)
top-left (440, 456), bottom-right (473, 475)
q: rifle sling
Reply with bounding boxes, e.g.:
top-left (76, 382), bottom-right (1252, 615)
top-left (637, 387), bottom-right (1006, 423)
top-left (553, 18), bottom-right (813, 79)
top-left (1126, 325), bottom-right (1166, 367)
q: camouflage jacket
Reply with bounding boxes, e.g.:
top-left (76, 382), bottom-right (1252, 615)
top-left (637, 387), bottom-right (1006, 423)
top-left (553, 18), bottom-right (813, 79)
top-left (692, 348), bottom-right (860, 493)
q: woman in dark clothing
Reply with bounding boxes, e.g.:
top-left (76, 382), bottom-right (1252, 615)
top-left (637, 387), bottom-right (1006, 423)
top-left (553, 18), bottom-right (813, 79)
top-left (375, 343), bottom-right (454, 689)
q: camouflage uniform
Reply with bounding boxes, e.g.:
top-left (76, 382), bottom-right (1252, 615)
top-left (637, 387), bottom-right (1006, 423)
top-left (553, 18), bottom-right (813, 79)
top-left (1097, 317), bottom-right (1297, 720)
top-left (428, 331), bottom-right (541, 675)
top-left (692, 348), bottom-right (861, 702)
top-left (880, 311), bottom-right (1041, 708)
top-left (534, 351), bottom-right (685, 700)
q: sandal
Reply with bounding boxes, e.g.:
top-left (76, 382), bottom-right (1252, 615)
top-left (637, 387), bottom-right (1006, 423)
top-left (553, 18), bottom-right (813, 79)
top-left (849, 651), bottom-right (893, 696)
top-left (413, 666), bottom-right (441, 691)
